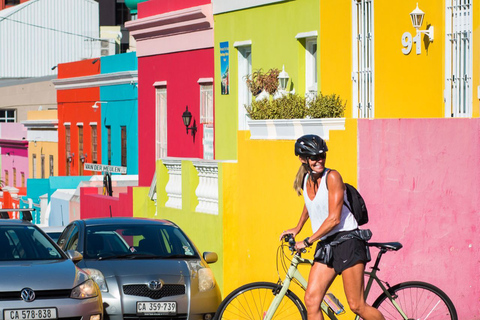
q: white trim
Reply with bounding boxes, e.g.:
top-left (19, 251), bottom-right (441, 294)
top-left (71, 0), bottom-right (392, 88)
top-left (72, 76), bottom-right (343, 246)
top-left (76, 122), bottom-right (84, 127)
top-left (64, 122), bottom-right (71, 126)
top-left (233, 40), bottom-right (252, 47)
top-left (89, 122), bottom-right (97, 126)
top-left (198, 78), bottom-right (213, 84)
top-left (295, 31), bottom-right (318, 39)
top-left (213, 0), bottom-right (287, 14)
top-left (52, 71), bottom-right (138, 90)
top-left (21, 119), bottom-right (58, 129)
top-left (153, 81), bottom-right (167, 87)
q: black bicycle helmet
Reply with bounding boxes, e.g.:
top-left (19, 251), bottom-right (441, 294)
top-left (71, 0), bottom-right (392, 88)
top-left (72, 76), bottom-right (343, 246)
top-left (294, 134), bottom-right (328, 157)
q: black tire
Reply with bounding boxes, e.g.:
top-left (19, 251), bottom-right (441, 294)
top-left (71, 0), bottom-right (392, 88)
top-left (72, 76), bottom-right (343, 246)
top-left (372, 281), bottom-right (457, 320)
top-left (214, 282), bottom-right (307, 320)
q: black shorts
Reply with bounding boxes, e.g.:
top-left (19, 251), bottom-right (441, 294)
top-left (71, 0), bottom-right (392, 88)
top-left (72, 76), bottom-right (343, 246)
top-left (314, 230), bottom-right (370, 274)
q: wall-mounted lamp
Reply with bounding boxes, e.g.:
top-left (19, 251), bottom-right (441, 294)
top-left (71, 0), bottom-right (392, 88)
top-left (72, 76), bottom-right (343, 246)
top-left (67, 152), bottom-right (75, 163)
top-left (273, 65), bottom-right (295, 100)
top-left (182, 106), bottom-right (197, 137)
top-left (92, 101), bottom-right (108, 112)
top-left (410, 3), bottom-right (434, 41)
top-left (80, 153), bottom-right (87, 163)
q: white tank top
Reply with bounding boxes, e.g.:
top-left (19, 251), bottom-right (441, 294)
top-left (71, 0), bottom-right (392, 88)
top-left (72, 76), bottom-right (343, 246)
top-left (303, 169), bottom-right (358, 239)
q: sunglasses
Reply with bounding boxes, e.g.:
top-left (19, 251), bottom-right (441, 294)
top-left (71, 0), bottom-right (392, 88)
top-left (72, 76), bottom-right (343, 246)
top-left (308, 153), bottom-right (327, 161)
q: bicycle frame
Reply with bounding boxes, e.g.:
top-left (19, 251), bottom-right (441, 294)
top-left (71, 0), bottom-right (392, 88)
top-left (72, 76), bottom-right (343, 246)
top-left (264, 248), bottom-right (409, 320)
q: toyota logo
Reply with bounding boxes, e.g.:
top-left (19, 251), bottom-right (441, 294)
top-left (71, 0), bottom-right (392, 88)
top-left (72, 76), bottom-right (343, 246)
top-left (147, 280), bottom-right (163, 291)
top-left (21, 288), bottom-right (36, 302)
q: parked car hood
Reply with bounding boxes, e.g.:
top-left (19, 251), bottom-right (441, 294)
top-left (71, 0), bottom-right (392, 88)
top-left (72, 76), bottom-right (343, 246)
top-left (0, 259), bottom-right (76, 291)
top-left (83, 259), bottom-right (195, 278)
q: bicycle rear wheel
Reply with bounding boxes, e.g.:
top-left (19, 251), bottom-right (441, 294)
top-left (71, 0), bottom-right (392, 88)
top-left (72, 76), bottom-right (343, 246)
top-left (372, 281), bottom-right (457, 320)
top-left (214, 281), bottom-right (307, 320)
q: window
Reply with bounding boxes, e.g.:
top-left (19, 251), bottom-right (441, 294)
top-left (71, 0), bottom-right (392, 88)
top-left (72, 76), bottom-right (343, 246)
top-left (352, 0), bottom-right (374, 118)
top-left (91, 125), bottom-right (98, 163)
top-left (49, 155), bottom-right (54, 177)
top-left (121, 126), bottom-right (127, 168)
top-left (155, 86), bottom-right (167, 159)
top-left (41, 155), bottom-right (45, 179)
top-left (306, 38), bottom-right (318, 98)
top-left (12, 168), bottom-right (16, 187)
top-left (78, 125), bottom-right (84, 175)
top-left (0, 109), bottom-right (15, 122)
top-left (4, 170), bottom-right (8, 186)
top-left (5, 0), bottom-right (20, 5)
top-left (107, 126), bottom-right (111, 165)
top-left (200, 82), bottom-right (214, 124)
top-left (65, 125), bottom-right (71, 176)
top-left (445, 0), bottom-right (472, 117)
top-left (236, 44), bottom-right (252, 130)
top-left (21, 172), bottom-right (25, 187)
top-left (32, 154), bottom-right (36, 179)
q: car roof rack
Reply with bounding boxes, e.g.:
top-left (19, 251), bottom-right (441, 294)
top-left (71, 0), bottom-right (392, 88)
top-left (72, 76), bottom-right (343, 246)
top-left (0, 209), bottom-right (34, 222)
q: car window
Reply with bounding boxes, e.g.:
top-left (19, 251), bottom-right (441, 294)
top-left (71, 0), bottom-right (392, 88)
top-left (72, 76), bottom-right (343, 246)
top-left (57, 224), bottom-right (74, 249)
top-left (84, 224), bottom-right (198, 259)
top-left (0, 226), bottom-right (63, 261)
top-left (65, 225), bottom-right (79, 251)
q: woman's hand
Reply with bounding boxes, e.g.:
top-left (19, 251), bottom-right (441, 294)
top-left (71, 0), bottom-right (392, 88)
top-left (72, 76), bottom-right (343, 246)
top-left (294, 240), bottom-right (307, 253)
top-left (279, 228), bottom-right (298, 241)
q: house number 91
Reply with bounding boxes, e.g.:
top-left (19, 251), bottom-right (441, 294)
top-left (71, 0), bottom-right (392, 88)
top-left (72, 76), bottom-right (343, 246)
top-left (401, 32), bottom-right (422, 55)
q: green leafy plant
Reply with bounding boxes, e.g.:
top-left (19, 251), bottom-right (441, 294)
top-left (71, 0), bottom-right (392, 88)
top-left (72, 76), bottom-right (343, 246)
top-left (245, 68), bottom-right (280, 96)
top-left (307, 93), bottom-right (346, 118)
top-left (245, 94), bottom-right (307, 120)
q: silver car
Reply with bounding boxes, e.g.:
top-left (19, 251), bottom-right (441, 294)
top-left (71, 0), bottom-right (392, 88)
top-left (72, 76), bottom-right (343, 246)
top-left (57, 218), bottom-right (221, 320)
top-left (0, 219), bottom-right (103, 320)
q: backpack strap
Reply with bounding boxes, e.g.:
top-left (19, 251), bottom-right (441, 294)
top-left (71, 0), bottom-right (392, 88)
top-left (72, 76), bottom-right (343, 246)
top-left (324, 169), bottom-right (352, 212)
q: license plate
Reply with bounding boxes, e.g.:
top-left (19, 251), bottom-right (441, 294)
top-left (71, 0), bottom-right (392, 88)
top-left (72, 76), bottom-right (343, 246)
top-left (4, 308), bottom-right (57, 320)
top-left (136, 302), bottom-right (176, 315)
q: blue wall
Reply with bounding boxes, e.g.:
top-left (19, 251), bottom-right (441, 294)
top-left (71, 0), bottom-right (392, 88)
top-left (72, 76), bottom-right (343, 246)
top-left (100, 52), bottom-right (139, 175)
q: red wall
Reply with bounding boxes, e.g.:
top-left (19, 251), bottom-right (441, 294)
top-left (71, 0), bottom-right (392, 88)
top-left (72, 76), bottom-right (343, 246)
top-left (138, 0), bottom-right (208, 18)
top-left (57, 59), bottom-right (101, 176)
top-left (80, 187), bottom-right (133, 218)
top-left (137, 48), bottom-right (214, 186)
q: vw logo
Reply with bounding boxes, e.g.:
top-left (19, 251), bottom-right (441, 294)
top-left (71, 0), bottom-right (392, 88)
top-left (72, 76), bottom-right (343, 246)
top-left (21, 288), bottom-right (35, 302)
top-left (147, 280), bottom-right (163, 291)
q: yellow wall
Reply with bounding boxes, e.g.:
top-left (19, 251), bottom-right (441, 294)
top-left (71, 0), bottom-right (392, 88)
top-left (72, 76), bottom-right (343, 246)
top-left (222, 121), bottom-right (358, 307)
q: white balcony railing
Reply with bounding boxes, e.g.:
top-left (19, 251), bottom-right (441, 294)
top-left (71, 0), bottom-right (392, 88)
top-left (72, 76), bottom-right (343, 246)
top-left (193, 161), bottom-right (219, 215)
top-left (163, 159), bottom-right (182, 209)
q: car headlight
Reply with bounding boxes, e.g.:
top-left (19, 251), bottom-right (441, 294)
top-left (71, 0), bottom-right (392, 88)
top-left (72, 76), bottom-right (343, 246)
top-left (71, 279), bottom-right (99, 299)
top-left (198, 268), bottom-right (215, 292)
top-left (83, 268), bottom-right (109, 292)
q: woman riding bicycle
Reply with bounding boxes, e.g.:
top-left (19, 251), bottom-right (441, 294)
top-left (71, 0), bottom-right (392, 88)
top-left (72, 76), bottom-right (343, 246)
top-left (280, 134), bottom-right (385, 320)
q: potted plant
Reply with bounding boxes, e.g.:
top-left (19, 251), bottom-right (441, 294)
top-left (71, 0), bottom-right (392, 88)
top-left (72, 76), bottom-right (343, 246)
top-left (245, 68), bottom-right (280, 99)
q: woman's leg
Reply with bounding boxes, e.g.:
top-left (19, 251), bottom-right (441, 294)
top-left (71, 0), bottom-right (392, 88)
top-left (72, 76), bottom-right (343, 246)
top-left (342, 262), bottom-right (385, 320)
top-left (305, 262), bottom-right (337, 320)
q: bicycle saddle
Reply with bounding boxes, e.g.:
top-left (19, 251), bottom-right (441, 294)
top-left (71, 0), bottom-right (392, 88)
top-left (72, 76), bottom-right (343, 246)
top-left (368, 242), bottom-right (403, 251)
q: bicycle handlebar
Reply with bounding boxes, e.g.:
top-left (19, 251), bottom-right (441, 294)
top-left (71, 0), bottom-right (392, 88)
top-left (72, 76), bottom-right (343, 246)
top-left (283, 233), bottom-right (307, 254)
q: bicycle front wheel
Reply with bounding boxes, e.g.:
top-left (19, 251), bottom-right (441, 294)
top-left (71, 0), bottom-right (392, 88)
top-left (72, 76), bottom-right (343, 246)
top-left (372, 281), bottom-right (457, 320)
top-left (214, 281), bottom-right (307, 320)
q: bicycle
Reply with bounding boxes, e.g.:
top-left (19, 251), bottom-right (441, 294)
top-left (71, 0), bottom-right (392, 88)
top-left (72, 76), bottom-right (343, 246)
top-left (214, 235), bottom-right (457, 320)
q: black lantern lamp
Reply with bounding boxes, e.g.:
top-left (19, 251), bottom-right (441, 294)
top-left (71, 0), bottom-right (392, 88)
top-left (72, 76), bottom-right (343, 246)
top-left (182, 106), bottom-right (197, 136)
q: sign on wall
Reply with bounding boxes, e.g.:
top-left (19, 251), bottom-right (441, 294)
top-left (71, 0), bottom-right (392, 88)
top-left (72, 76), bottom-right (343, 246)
top-left (84, 163), bottom-right (127, 174)
top-left (220, 41), bottom-right (230, 95)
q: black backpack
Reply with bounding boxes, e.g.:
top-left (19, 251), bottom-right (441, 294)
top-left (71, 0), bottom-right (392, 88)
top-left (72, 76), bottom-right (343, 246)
top-left (343, 183), bottom-right (369, 226)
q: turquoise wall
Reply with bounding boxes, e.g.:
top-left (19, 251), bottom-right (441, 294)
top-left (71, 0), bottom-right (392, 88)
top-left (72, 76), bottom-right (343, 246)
top-left (100, 52), bottom-right (139, 175)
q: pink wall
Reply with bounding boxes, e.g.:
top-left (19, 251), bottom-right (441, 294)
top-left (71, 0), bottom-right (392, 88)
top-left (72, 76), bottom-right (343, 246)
top-left (80, 187), bottom-right (133, 218)
top-left (138, 48), bottom-right (214, 186)
top-left (138, 0), bottom-right (208, 17)
top-left (358, 119), bottom-right (480, 319)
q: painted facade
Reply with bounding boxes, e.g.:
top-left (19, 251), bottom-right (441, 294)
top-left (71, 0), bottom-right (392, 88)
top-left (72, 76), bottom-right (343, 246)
top-left (126, 0), bottom-right (215, 187)
top-left (0, 123), bottom-right (28, 189)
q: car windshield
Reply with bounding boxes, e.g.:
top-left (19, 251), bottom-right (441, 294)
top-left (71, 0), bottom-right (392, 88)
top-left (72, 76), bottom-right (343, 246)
top-left (84, 224), bottom-right (199, 260)
top-left (0, 225), bottom-right (64, 261)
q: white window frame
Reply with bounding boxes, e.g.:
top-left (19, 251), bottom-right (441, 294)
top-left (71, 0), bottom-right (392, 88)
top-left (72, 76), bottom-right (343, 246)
top-left (445, 0), bottom-right (472, 117)
top-left (352, 0), bottom-right (374, 118)
top-left (0, 109), bottom-right (16, 122)
top-left (235, 42), bottom-right (252, 130)
top-left (306, 37), bottom-right (318, 96)
top-left (199, 79), bottom-right (214, 124)
top-left (155, 84), bottom-right (168, 159)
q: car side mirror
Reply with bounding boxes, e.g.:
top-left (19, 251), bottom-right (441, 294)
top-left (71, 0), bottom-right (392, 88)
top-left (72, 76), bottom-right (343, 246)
top-left (203, 252), bottom-right (218, 264)
top-left (66, 250), bottom-right (83, 263)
